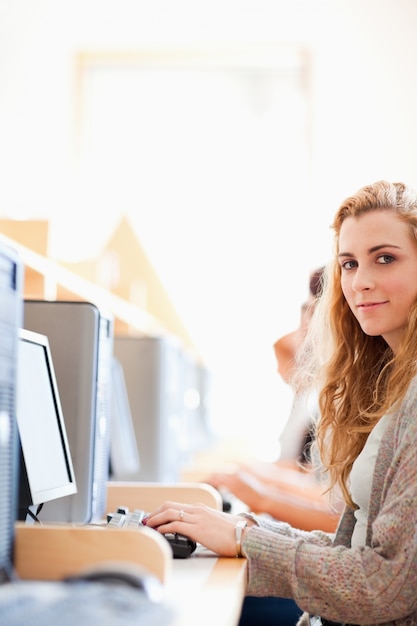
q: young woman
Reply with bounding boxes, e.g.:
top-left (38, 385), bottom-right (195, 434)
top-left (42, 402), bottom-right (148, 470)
top-left (144, 180), bottom-right (417, 626)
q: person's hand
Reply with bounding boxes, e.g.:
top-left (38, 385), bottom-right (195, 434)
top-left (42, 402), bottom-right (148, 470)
top-left (206, 469), bottom-right (341, 532)
top-left (143, 501), bottom-right (252, 557)
top-left (208, 470), bottom-right (268, 512)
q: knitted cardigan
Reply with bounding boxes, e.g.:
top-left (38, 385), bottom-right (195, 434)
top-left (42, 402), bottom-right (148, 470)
top-left (241, 375), bottom-right (417, 626)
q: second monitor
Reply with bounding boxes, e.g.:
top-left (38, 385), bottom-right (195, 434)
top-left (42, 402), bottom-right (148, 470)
top-left (114, 335), bottom-right (210, 482)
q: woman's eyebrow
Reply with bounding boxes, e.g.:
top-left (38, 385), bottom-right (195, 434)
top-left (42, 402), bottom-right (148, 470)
top-left (338, 244), bottom-right (401, 258)
top-left (368, 244), bottom-right (401, 253)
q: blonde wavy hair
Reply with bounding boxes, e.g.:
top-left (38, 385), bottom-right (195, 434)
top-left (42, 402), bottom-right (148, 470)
top-left (302, 180), bottom-right (417, 508)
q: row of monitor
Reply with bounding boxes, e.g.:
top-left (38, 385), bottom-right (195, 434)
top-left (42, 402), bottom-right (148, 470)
top-left (0, 238), bottom-right (212, 580)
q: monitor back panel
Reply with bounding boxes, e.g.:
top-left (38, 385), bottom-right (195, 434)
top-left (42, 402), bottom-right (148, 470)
top-left (114, 336), bottom-right (186, 482)
top-left (180, 351), bottom-right (214, 455)
top-left (0, 242), bottom-right (22, 579)
top-left (109, 357), bottom-right (141, 480)
top-left (23, 301), bottom-right (113, 524)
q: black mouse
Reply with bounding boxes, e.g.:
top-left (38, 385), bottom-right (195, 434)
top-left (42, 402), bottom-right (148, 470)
top-left (65, 560), bottom-right (164, 602)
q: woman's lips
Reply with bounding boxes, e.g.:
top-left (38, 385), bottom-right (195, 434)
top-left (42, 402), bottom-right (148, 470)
top-left (357, 301), bottom-right (388, 309)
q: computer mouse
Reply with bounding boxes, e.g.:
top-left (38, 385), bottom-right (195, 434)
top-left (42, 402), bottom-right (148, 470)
top-left (222, 495), bottom-right (232, 512)
top-left (65, 560), bottom-right (164, 602)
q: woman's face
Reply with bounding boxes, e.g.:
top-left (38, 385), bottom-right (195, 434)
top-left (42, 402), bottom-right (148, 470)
top-left (338, 210), bottom-right (417, 354)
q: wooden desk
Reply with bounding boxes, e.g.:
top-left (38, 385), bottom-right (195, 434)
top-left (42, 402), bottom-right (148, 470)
top-left (105, 484), bottom-right (247, 625)
top-left (15, 527), bottom-right (246, 626)
top-left (167, 547), bottom-right (247, 626)
top-left (107, 481), bottom-right (223, 513)
top-left (15, 525), bottom-right (247, 626)
top-left (15, 482), bottom-right (246, 626)
top-left (106, 482), bottom-right (247, 624)
top-left (14, 522), bottom-right (173, 584)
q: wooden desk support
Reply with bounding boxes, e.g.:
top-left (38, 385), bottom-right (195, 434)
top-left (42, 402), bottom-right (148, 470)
top-left (14, 522), bottom-right (172, 584)
top-left (107, 481), bottom-right (223, 513)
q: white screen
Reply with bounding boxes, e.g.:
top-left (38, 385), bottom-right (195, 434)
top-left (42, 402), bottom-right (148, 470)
top-left (16, 333), bottom-right (76, 505)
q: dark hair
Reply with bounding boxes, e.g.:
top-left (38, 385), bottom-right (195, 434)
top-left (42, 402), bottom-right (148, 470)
top-left (309, 267), bottom-right (325, 299)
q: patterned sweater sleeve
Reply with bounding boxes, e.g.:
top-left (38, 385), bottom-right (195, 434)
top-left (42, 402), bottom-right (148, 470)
top-left (240, 382), bottom-right (417, 625)
top-left (241, 517), bottom-right (336, 599)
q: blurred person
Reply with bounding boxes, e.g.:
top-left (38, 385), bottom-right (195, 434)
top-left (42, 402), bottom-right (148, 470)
top-left (206, 267), bottom-right (337, 626)
top-left (207, 266), bottom-right (340, 534)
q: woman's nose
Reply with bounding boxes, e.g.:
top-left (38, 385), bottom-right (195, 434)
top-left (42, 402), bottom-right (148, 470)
top-left (352, 266), bottom-right (374, 291)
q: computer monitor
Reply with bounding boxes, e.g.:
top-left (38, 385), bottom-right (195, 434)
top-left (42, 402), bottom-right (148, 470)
top-left (23, 300), bottom-right (113, 524)
top-left (108, 357), bottom-right (141, 480)
top-left (114, 335), bottom-right (186, 482)
top-left (182, 352), bottom-right (213, 454)
top-left (0, 240), bottom-right (22, 580)
top-left (16, 328), bottom-right (77, 522)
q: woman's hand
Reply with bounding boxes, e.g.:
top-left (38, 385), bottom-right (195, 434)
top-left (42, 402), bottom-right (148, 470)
top-left (143, 501), bottom-right (252, 557)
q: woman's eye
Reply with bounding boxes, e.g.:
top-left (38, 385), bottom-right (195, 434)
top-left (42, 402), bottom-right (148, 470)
top-left (341, 260), bottom-right (356, 270)
top-left (377, 254), bottom-right (394, 264)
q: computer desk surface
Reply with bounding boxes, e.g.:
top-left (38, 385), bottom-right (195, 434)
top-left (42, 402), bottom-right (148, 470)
top-left (14, 522), bottom-right (173, 584)
top-left (168, 546), bottom-right (247, 626)
top-left (106, 480), bottom-right (223, 513)
top-left (106, 481), bottom-right (247, 626)
top-left (15, 525), bottom-right (247, 626)
top-left (15, 483), bottom-right (247, 626)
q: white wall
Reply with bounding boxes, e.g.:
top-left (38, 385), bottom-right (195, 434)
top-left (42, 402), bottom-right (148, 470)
top-left (1, 0), bottom-right (417, 456)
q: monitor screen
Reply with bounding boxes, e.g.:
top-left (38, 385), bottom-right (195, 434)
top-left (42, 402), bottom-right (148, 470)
top-left (16, 329), bottom-right (77, 520)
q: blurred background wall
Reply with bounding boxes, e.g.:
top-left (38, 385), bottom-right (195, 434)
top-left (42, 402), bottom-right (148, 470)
top-left (1, 0), bottom-right (417, 458)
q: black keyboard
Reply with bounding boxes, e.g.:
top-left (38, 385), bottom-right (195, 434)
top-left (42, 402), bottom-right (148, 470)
top-left (106, 508), bottom-right (197, 559)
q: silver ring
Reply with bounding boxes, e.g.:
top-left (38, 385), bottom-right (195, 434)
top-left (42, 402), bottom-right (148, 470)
top-left (179, 509), bottom-right (185, 520)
